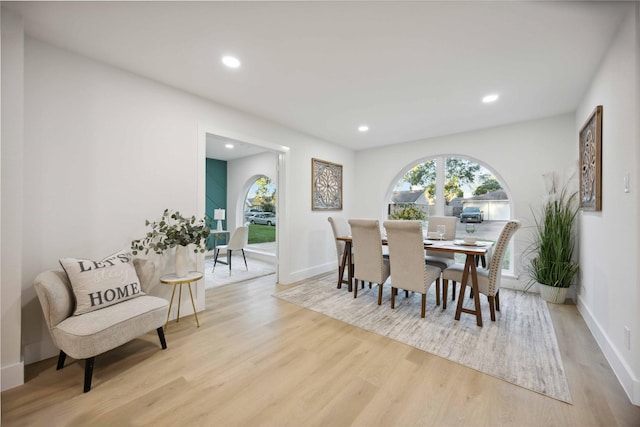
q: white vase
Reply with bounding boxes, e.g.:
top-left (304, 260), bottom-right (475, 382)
top-left (537, 282), bottom-right (569, 304)
top-left (174, 245), bottom-right (190, 278)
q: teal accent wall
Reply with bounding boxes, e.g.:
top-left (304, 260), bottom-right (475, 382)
top-left (206, 158), bottom-right (227, 248)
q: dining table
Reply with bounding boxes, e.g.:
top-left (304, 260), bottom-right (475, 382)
top-left (335, 235), bottom-right (493, 326)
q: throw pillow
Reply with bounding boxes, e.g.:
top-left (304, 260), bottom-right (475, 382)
top-left (60, 250), bottom-right (145, 315)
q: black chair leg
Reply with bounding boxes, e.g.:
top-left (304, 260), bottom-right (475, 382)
top-left (213, 249), bottom-right (220, 270)
top-left (157, 327), bottom-right (167, 349)
top-left (56, 350), bottom-right (67, 370)
top-left (228, 250), bottom-right (232, 275)
top-left (83, 357), bottom-right (95, 393)
top-left (241, 249), bottom-right (248, 270)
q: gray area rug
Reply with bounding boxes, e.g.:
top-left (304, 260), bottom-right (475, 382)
top-left (204, 257), bottom-right (275, 289)
top-left (274, 275), bottom-right (572, 403)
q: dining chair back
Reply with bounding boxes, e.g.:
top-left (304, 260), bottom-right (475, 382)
top-left (348, 219), bottom-right (390, 304)
top-left (425, 216), bottom-right (458, 269)
top-left (443, 220), bottom-right (521, 321)
top-left (384, 220), bottom-right (442, 318)
top-left (213, 226), bottom-right (249, 275)
top-left (328, 217), bottom-right (352, 289)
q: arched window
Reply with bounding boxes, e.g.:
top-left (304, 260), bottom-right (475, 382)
top-left (389, 156), bottom-right (514, 273)
top-left (243, 175), bottom-right (277, 246)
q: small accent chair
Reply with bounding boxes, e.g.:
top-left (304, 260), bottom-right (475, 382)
top-left (328, 217), bottom-right (352, 290)
top-left (425, 216), bottom-right (458, 302)
top-left (348, 219), bottom-right (390, 304)
top-left (213, 226), bottom-right (249, 275)
top-left (443, 220), bottom-right (521, 322)
top-left (384, 220), bottom-right (442, 318)
top-left (33, 259), bottom-right (169, 392)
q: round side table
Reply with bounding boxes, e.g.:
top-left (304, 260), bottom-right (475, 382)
top-left (160, 271), bottom-right (203, 330)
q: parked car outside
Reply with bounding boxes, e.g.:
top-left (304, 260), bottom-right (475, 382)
top-left (460, 207), bottom-right (484, 223)
top-left (244, 207), bottom-right (263, 222)
top-left (250, 212), bottom-right (276, 226)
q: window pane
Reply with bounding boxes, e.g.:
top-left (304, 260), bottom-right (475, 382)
top-left (389, 159), bottom-right (437, 219)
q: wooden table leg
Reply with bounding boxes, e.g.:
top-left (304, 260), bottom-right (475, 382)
top-left (454, 255), bottom-right (483, 327)
top-left (338, 242), bottom-right (348, 289)
top-left (346, 243), bottom-right (353, 292)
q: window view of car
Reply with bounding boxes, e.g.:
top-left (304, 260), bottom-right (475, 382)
top-left (249, 212), bottom-right (276, 226)
top-left (460, 206), bottom-right (483, 223)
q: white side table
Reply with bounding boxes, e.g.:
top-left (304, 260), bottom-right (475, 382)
top-left (160, 271), bottom-right (203, 330)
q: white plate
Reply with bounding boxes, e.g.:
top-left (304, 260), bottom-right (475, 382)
top-left (454, 240), bottom-right (485, 247)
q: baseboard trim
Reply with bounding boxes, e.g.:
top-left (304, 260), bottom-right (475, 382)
top-left (282, 263), bottom-right (334, 285)
top-left (1, 360), bottom-right (24, 391)
top-left (577, 295), bottom-right (640, 406)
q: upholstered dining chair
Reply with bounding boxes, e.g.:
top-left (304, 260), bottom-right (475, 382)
top-left (213, 226), bottom-right (249, 275)
top-left (328, 217), bottom-right (352, 290)
top-left (384, 220), bottom-right (442, 318)
top-left (442, 220), bottom-right (521, 321)
top-left (425, 215), bottom-right (458, 303)
top-left (348, 219), bottom-right (390, 304)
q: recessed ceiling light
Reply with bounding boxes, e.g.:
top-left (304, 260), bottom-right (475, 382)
top-left (222, 56), bottom-right (241, 69)
top-left (225, 143), bottom-right (234, 149)
top-left (482, 94), bottom-right (499, 103)
top-left (358, 125), bottom-right (369, 132)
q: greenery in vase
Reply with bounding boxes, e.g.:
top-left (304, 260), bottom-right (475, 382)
top-left (388, 204), bottom-right (427, 221)
top-left (525, 180), bottom-right (579, 289)
top-left (131, 209), bottom-right (211, 255)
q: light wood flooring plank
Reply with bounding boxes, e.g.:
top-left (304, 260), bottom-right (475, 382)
top-left (2, 273), bottom-right (639, 426)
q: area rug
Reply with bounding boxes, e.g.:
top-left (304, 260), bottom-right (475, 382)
top-left (204, 257), bottom-right (275, 289)
top-left (274, 275), bottom-right (572, 403)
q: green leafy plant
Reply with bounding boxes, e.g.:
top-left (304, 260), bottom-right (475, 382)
top-left (388, 204), bottom-right (427, 221)
top-left (525, 182), bottom-right (579, 289)
top-left (131, 209), bottom-right (211, 255)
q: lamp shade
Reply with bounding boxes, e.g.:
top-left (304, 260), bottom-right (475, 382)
top-left (213, 209), bottom-right (226, 220)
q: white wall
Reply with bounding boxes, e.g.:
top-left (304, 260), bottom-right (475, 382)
top-left (3, 33), bottom-right (354, 375)
top-left (575, 7), bottom-right (640, 405)
top-left (354, 113), bottom-right (578, 290)
top-left (1, 8), bottom-right (25, 391)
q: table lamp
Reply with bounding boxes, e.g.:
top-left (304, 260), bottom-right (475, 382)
top-left (214, 209), bottom-right (225, 231)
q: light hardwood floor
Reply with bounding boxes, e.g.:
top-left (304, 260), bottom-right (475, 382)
top-left (2, 273), bottom-right (639, 426)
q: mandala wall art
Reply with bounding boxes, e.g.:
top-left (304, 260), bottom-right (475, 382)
top-left (579, 105), bottom-right (603, 211)
top-left (312, 158), bottom-right (342, 210)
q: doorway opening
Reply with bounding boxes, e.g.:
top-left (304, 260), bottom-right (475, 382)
top-left (200, 128), bottom-right (288, 290)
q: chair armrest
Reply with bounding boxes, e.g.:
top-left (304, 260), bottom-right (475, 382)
top-left (34, 270), bottom-right (75, 329)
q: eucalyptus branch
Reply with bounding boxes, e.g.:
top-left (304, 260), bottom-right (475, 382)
top-left (131, 209), bottom-right (212, 255)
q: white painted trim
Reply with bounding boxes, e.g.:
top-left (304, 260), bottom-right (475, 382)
top-left (197, 123), bottom-right (290, 286)
top-left (578, 294), bottom-right (640, 405)
top-left (1, 361), bottom-right (24, 392)
top-left (287, 262), bottom-right (335, 285)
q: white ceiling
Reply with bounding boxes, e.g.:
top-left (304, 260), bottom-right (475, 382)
top-left (5, 1), bottom-right (631, 154)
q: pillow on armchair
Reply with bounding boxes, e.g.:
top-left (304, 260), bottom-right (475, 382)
top-left (59, 250), bottom-right (145, 315)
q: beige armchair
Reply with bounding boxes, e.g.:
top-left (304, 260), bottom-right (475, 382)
top-left (33, 258), bottom-right (169, 392)
top-left (348, 219), bottom-right (390, 304)
top-left (384, 220), bottom-right (442, 318)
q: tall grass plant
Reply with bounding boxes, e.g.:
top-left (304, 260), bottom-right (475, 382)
top-left (525, 180), bottom-right (579, 289)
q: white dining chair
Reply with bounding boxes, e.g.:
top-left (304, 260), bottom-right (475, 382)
top-left (425, 215), bottom-right (458, 304)
top-left (213, 226), bottom-right (249, 275)
top-left (384, 220), bottom-right (442, 318)
top-left (348, 219), bottom-right (390, 304)
top-left (328, 217), bottom-right (352, 290)
top-left (443, 220), bottom-right (521, 322)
